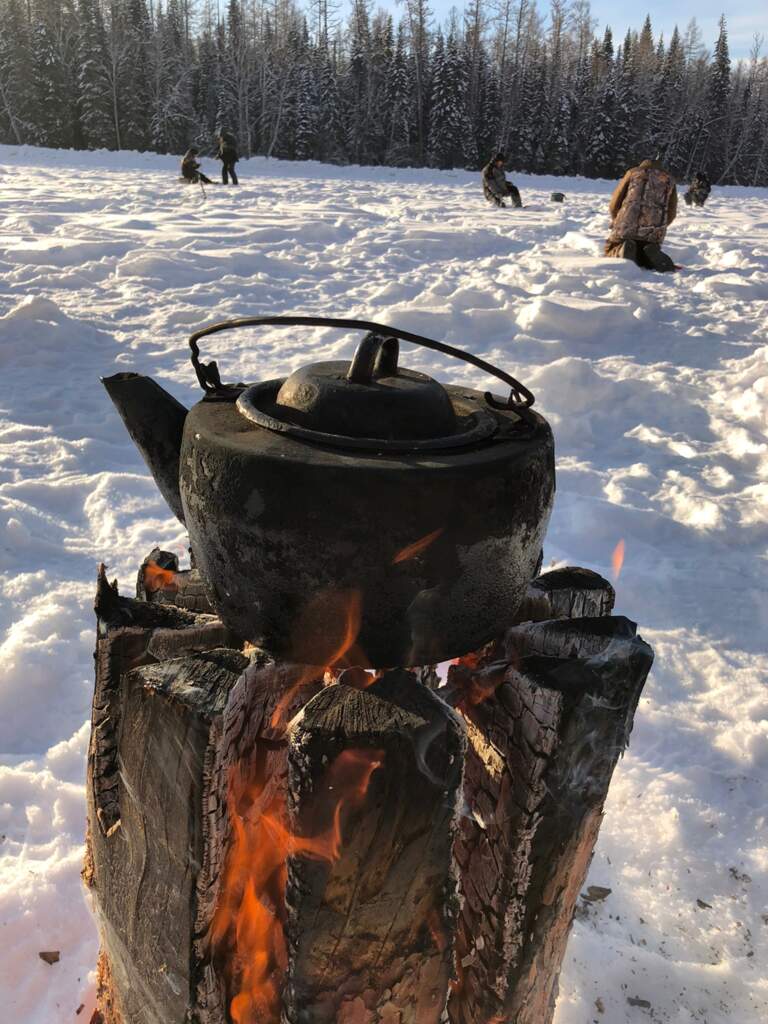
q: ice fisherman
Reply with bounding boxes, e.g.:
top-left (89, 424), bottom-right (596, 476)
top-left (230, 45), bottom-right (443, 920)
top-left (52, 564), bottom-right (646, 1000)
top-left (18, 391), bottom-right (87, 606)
top-left (216, 131), bottom-right (239, 185)
top-left (482, 153), bottom-right (522, 209)
top-left (605, 157), bottom-right (677, 272)
top-left (684, 171), bottom-right (711, 208)
top-left (181, 147), bottom-right (214, 185)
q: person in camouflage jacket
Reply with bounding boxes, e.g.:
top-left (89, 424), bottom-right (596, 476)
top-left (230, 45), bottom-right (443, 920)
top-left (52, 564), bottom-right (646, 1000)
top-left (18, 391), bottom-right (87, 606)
top-left (605, 158), bottom-right (678, 272)
top-left (482, 153), bottom-right (522, 208)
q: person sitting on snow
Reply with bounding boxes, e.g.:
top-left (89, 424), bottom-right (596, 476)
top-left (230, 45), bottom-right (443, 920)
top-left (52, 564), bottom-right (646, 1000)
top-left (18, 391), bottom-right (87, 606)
top-left (482, 153), bottom-right (522, 209)
top-left (215, 131), bottom-right (239, 185)
top-left (605, 156), bottom-right (677, 272)
top-left (684, 171), bottom-right (711, 208)
top-left (181, 147), bottom-right (214, 185)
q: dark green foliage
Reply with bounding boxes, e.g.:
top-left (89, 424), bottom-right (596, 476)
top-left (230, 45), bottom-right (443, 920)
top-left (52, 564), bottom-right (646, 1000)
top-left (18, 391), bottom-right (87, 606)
top-left (0, 4), bottom-right (765, 185)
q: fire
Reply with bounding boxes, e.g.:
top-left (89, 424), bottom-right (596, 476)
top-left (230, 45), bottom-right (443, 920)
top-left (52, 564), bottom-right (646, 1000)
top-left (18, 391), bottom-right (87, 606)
top-left (271, 588), bottom-right (365, 728)
top-left (212, 748), bottom-right (383, 1023)
top-left (427, 906), bottom-right (448, 954)
top-left (612, 539), bottom-right (626, 580)
top-left (449, 642), bottom-right (511, 710)
top-left (143, 560), bottom-right (178, 593)
top-left (392, 527), bottom-right (444, 564)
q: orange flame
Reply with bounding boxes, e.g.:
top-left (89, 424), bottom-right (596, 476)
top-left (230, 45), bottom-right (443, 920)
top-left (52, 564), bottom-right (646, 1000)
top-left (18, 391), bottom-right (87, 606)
top-left (449, 641), bottom-right (511, 710)
top-left (427, 907), bottom-right (448, 954)
top-left (612, 539), bottom-right (626, 580)
top-left (270, 588), bottom-right (365, 729)
top-left (211, 748), bottom-right (383, 1023)
top-left (143, 560), bottom-right (178, 593)
top-left (392, 527), bottom-right (444, 564)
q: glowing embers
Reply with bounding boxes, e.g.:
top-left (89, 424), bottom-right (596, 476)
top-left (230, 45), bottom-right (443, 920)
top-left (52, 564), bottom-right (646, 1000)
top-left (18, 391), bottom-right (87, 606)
top-left (211, 750), bottom-right (383, 1023)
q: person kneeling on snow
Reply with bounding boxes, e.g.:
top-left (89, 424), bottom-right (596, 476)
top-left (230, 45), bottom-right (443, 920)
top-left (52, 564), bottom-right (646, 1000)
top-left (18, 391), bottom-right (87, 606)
top-left (684, 171), bottom-right (711, 208)
top-left (482, 153), bottom-right (522, 209)
top-left (181, 148), bottom-right (214, 185)
top-left (605, 157), bottom-right (677, 272)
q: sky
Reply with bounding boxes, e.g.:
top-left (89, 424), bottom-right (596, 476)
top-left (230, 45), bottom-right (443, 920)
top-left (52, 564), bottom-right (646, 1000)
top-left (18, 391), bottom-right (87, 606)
top-left (371, 2), bottom-right (767, 60)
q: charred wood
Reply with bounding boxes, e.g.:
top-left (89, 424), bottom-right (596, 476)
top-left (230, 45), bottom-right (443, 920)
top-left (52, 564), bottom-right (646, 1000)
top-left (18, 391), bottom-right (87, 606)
top-left (137, 547), bottom-right (215, 615)
top-left (513, 566), bottom-right (615, 624)
top-left (87, 646), bottom-right (248, 1024)
top-left (89, 565), bottom-right (238, 838)
top-left (447, 615), bottom-right (653, 1024)
top-left (194, 659), bottom-right (325, 1022)
top-left (283, 670), bottom-right (466, 1024)
top-left (87, 565), bottom-right (245, 1024)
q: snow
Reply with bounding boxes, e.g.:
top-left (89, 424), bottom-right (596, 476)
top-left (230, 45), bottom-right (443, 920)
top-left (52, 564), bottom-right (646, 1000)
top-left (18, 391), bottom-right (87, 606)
top-left (1, 144), bottom-right (766, 1023)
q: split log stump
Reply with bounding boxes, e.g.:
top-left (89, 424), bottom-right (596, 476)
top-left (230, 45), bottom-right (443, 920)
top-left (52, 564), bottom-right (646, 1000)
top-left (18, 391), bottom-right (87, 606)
top-left (514, 566), bottom-right (615, 624)
top-left (137, 546), bottom-right (215, 615)
top-left (87, 555), bottom-right (652, 1024)
top-left (447, 615), bottom-right (653, 1024)
top-left (85, 567), bottom-right (245, 1024)
top-left (283, 670), bottom-right (466, 1024)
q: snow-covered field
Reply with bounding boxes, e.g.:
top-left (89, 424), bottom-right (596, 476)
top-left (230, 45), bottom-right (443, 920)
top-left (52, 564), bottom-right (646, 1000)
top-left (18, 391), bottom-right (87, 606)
top-left (0, 145), bottom-right (766, 1023)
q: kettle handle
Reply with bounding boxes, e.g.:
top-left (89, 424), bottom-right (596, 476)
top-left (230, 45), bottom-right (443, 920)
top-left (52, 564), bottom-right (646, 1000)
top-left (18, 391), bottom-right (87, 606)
top-left (188, 315), bottom-right (535, 413)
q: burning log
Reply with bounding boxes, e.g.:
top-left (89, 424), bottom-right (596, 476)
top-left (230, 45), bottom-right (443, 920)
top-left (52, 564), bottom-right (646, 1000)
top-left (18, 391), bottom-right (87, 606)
top-left (86, 549), bottom-right (651, 1024)
top-left (87, 565), bottom-right (239, 838)
top-left (514, 566), bottom-right (615, 624)
top-left (283, 670), bottom-right (466, 1024)
top-left (447, 615), bottom-right (653, 1024)
top-left (86, 566), bottom-right (245, 1023)
top-left (194, 658), bottom-right (325, 1022)
top-left (137, 546), bottom-right (215, 615)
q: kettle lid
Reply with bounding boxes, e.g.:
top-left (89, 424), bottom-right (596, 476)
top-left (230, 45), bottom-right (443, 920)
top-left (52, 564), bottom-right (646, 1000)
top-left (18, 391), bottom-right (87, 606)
top-left (271, 335), bottom-right (456, 442)
top-left (188, 316), bottom-right (537, 452)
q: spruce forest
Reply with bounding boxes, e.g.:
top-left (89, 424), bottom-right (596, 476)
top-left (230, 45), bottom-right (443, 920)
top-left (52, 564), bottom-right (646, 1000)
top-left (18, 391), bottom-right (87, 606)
top-left (0, 0), bottom-right (766, 185)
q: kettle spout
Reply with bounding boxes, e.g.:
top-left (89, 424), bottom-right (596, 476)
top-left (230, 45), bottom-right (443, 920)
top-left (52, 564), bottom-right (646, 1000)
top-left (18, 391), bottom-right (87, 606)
top-left (102, 372), bottom-right (188, 524)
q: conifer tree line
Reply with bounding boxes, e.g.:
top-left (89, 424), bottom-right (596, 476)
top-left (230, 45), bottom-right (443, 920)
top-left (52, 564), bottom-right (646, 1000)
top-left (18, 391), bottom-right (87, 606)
top-left (1, 0), bottom-right (766, 185)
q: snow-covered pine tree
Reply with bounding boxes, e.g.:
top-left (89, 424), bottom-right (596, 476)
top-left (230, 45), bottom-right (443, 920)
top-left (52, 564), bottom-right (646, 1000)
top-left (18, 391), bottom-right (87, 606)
top-left (219, 0), bottom-right (255, 154)
top-left (402, 0), bottom-right (431, 164)
top-left (704, 14), bottom-right (731, 180)
top-left (0, 4), bottom-right (766, 185)
top-left (344, 0), bottom-right (372, 165)
top-left (0, 0), bottom-right (36, 145)
top-left (585, 56), bottom-right (618, 177)
top-left (310, 45), bottom-right (342, 162)
top-left (121, 0), bottom-right (152, 151)
top-left (77, 0), bottom-right (113, 149)
top-left (367, 11), bottom-right (394, 164)
top-left (150, 0), bottom-right (196, 153)
top-left (294, 60), bottom-right (316, 160)
top-left (427, 27), bottom-right (475, 169)
top-left (194, 13), bottom-right (222, 147)
top-left (614, 34), bottom-right (641, 171)
top-left (474, 43), bottom-right (500, 164)
top-left (29, 0), bottom-right (71, 147)
top-left (385, 20), bottom-right (413, 165)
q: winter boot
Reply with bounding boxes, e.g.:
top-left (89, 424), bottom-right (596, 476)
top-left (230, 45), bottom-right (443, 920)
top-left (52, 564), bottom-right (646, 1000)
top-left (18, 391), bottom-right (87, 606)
top-left (618, 239), bottom-right (639, 263)
top-left (640, 242), bottom-right (676, 273)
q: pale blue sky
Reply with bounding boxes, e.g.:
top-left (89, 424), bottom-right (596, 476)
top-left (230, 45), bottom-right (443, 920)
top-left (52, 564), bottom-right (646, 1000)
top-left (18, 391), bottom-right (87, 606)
top-left (370, 2), bottom-right (767, 59)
